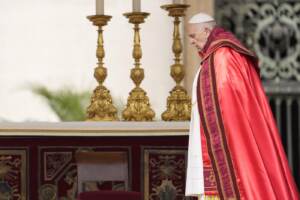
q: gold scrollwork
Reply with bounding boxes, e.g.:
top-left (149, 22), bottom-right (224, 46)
top-left (39, 184), bottom-right (57, 200)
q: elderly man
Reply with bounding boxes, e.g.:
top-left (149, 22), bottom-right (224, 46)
top-left (185, 13), bottom-right (299, 200)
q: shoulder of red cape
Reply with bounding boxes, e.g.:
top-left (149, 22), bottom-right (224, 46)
top-left (201, 38), bottom-right (260, 74)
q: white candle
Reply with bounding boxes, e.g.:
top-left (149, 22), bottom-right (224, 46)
top-left (132, 0), bottom-right (141, 12)
top-left (173, 0), bottom-right (182, 4)
top-left (96, 0), bottom-right (104, 15)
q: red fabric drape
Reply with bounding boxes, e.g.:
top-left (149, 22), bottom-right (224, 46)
top-left (78, 191), bottom-right (141, 200)
top-left (198, 27), bottom-right (299, 200)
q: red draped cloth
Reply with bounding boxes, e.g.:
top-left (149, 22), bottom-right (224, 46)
top-left (197, 27), bottom-right (299, 200)
top-left (78, 191), bottom-right (141, 200)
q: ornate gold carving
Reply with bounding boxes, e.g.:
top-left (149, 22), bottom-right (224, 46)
top-left (143, 149), bottom-right (187, 200)
top-left (0, 150), bottom-right (27, 200)
top-left (62, 169), bottom-right (77, 200)
top-left (122, 12), bottom-right (155, 121)
top-left (39, 184), bottom-right (57, 200)
top-left (0, 156), bottom-right (13, 200)
top-left (161, 4), bottom-right (191, 121)
top-left (0, 157), bottom-right (11, 179)
top-left (161, 4), bottom-right (190, 17)
top-left (86, 15), bottom-right (118, 121)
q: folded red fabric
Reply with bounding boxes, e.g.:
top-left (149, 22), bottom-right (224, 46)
top-left (78, 191), bottom-right (141, 200)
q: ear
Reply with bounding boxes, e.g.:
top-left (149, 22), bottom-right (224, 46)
top-left (204, 27), bottom-right (209, 34)
top-left (204, 27), bottom-right (211, 36)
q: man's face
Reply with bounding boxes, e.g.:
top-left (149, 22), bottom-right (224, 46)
top-left (187, 24), bottom-right (209, 51)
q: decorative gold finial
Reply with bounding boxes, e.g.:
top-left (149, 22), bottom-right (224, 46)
top-left (122, 12), bottom-right (155, 121)
top-left (161, 4), bottom-right (191, 121)
top-left (86, 15), bottom-right (118, 121)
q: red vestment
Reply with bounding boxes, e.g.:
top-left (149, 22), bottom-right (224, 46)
top-left (198, 27), bottom-right (299, 200)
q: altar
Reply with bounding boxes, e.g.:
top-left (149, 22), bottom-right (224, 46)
top-left (0, 122), bottom-right (190, 200)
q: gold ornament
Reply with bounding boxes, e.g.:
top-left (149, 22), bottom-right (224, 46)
top-left (161, 4), bottom-right (191, 121)
top-left (86, 15), bottom-right (118, 121)
top-left (122, 12), bottom-right (155, 121)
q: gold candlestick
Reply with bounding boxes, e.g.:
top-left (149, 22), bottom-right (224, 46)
top-left (86, 15), bottom-right (118, 121)
top-left (122, 12), bottom-right (155, 121)
top-left (161, 4), bottom-right (191, 121)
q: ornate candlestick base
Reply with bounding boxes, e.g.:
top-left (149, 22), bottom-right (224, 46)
top-left (122, 12), bottom-right (155, 121)
top-left (86, 15), bottom-right (118, 121)
top-left (162, 85), bottom-right (191, 121)
top-left (161, 4), bottom-right (191, 121)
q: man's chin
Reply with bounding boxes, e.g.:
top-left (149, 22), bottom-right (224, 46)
top-left (192, 45), bottom-right (202, 51)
